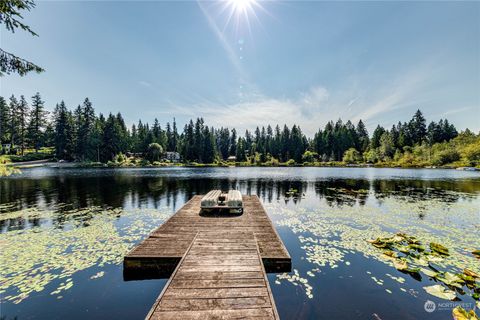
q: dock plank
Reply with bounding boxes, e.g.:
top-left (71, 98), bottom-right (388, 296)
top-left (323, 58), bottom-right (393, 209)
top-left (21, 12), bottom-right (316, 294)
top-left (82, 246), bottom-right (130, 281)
top-left (123, 195), bottom-right (289, 319)
top-left (147, 231), bottom-right (279, 319)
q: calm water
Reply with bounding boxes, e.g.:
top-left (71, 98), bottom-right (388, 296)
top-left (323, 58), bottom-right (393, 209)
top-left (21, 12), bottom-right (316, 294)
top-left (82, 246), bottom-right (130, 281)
top-left (1, 167), bottom-right (479, 319)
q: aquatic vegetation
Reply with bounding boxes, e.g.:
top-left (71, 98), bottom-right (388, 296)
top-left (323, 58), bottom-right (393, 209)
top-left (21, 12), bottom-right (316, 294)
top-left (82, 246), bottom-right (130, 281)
top-left (368, 232), bottom-right (480, 301)
top-left (0, 165), bottom-right (20, 177)
top-left (0, 206), bottom-right (169, 304)
top-left (268, 192), bottom-right (480, 302)
top-left (423, 284), bottom-right (456, 300)
top-left (452, 306), bottom-right (479, 320)
top-left (276, 269), bottom-right (313, 299)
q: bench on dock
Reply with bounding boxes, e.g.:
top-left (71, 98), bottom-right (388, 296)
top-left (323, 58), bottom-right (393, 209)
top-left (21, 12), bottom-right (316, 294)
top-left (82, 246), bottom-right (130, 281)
top-left (200, 190), bottom-right (243, 213)
top-left (123, 194), bottom-right (291, 319)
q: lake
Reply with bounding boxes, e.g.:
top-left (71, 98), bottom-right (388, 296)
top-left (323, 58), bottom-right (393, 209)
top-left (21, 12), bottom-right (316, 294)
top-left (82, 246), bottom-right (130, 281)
top-left (1, 167), bottom-right (479, 319)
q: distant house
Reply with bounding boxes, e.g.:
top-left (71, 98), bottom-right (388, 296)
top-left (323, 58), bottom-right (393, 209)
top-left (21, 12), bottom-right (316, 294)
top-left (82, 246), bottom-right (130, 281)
top-left (164, 151), bottom-right (181, 162)
top-left (227, 156), bottom-right (237, 162)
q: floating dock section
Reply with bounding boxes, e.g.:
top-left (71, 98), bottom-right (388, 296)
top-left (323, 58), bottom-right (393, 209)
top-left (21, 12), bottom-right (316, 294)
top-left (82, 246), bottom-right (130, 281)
top-left (124, 195), bottom-right (291, 319)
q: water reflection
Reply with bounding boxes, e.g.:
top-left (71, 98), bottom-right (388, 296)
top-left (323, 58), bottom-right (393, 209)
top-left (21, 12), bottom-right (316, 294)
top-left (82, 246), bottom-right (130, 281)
top-left (1, 168), bottom-right (480, 320)
top-left (1, 169), bottom-right (479, 234)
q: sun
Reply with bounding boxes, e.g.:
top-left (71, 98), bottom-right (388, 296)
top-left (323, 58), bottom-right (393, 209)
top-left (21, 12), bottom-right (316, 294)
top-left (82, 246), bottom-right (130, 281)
top-left (220, 0), bottom-right (264, 33)
top-left (228, 0), bottom-right (258, 15)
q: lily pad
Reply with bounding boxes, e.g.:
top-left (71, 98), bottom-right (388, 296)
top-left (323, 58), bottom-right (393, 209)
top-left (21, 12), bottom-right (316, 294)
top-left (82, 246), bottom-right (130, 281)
top-left (423, 284), bottom-right (456, 300)
top-left (435, 272), bottom-right (464, 289)
top-left (464, 269), bottom-right (479, 278)
top-left (452, 306), bottom-right (479, 320)
top-left (420, 268), bottom-right (438, 278)
top-left (430, 242), bottom-right (449, 256)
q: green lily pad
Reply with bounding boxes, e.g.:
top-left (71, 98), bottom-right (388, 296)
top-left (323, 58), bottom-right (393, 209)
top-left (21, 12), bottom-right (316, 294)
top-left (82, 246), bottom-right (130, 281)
top-left (452, 306), bottom-right (479, 320)
top-left (430, 242), bottom-right (449, 255)
top-left (420, 268), bottom-right (438, 278)
top-left (435, 272), bottom-right (464, 288)
top-left (423, 284), bottom-right (456, 300)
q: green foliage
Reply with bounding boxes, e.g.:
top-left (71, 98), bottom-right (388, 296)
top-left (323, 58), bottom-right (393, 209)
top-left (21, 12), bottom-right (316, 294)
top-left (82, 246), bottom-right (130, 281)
top-left (0, 0), bottom-right (44, 76)
top-left (302, 150), bottom-right (318, 163)
top-left (285, 159), bottom-right (296, 166)
top-left (146, 143), bottom-right (162, 162)
top-left (8, 152), bottom-right (52, 162)
top-left (1, 93), bottom-right (476, 168)
top-left (343, 148), bottom-right (361, 164)
top-left (114, 152), bottom-right (126, 163)
top-left (363, 149), bottom-right (379, 163)
top-left (432, 147), bottom-right (460, 166)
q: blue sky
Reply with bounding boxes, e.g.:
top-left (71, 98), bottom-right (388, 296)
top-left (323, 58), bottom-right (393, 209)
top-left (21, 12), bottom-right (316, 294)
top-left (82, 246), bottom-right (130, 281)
top-left (1, 0), bottom-right (479, 135)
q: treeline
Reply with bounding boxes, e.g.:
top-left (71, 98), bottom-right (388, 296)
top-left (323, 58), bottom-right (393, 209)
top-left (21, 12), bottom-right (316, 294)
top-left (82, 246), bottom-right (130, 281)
top-left (1, 93), bottom-right (478, 167)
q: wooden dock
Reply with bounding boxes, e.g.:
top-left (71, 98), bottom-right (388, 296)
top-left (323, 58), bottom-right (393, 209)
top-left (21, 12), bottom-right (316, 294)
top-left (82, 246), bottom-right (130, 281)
top-left (124, 195), bottom-right (291, 319)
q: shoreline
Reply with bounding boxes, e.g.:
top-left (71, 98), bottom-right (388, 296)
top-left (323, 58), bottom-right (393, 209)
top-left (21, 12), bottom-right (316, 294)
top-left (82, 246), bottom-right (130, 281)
top-left (7, 160), bottom-right (479, 171)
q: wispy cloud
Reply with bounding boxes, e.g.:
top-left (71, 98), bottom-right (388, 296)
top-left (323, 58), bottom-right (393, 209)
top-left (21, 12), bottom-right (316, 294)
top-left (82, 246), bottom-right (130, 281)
top-left (138, 81), bottom-right (152, 88)
top-left (440, 106), bottom-right (473, 117)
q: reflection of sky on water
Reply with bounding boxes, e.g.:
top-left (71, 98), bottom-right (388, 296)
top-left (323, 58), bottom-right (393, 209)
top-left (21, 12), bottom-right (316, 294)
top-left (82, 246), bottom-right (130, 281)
top-left (1, 167), bottom-right (479, 319)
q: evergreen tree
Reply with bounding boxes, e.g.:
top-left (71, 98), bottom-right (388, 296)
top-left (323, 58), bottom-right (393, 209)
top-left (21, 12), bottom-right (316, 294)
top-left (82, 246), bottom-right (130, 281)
top-left (172, 118), bottom-right (178, 151)
top-left (229, 129), bottom-right (237, 156)
top-left (74, 98), bottom-right (96, 161)
top-left (101, 113), bottom-right (125, 161)
top-left (355, 120), bottom-right (369, 152)
top-left (236, 137), bottom-right (246, 162)
top-left (203, 126), bottom-right (215, 163)
top-left (409, 109), bottom-right (427, 144)
top-left (27, 92), bottom-right (46, 151)
top-left (371, 125), bottom-right (385, 149)
top-left (54, 101), bottom-right (75, 160)
top-left (17, 95), bottom-right (29, 155)
top-left (0, 97), bottom-right (9, 145)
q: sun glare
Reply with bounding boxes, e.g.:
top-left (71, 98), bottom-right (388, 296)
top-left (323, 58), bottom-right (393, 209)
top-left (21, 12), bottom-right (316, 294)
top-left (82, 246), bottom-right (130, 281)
top-left (219, 0), bottom-right (264, 34)
top-left (228, 0), bottom-right (257, 15)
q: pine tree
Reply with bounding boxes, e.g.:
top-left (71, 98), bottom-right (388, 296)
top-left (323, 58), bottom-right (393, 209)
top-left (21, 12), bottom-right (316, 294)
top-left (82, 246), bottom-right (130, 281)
top-left (27, 92), bottom-right (46, 151)
top-left (355, 120), bottom-right (369, 153)
top-left (54, 101), bottom-right (75, 160)
top-left (8, 95), bottom-right (18, 149)
top-left (371, 125), bottom-right (385, 149)
top-left (203, 126), bottom-right (215, 163)
top-left (172, 118), bottom-right (178, 152)
top-left (74, 98), bottom-right (96, 161)
top-left (229, 129), bottom-right (237, 156)
top-left (17, 95), bottom-right (29, 155)
top-left (0, 96), bottom-right (9, 145)
top-left (409, 109), bottom-right (427, 144)
top-left (236, 137), bottom-right (247, 162)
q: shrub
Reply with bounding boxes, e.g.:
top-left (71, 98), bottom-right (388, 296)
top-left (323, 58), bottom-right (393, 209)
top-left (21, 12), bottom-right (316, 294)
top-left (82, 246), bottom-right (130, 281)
top-left (285, 159), bottom-right (296, 166)
top-left (343, 148), bottom-right (361, 164)
top-left (302, 151), bottom-right (318, 163)
top-left (146, 143), bottom-right (163, 162)
top-left (432, 148), bottom-right (460, 166)
top-left (114, 152), bottom-right (126, 163)
top-left (461, 140), bottom-right (480, 164)
top-left (364, 149), bottom-right (379, 163)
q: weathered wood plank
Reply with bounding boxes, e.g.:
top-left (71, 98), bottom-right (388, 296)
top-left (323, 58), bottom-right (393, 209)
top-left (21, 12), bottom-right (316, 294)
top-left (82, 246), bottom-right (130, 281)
top-left (163, 288), bottom-right (269, 299)
top-left (156, 296), bottom-right (272, 311)
top-left (147, 231), bottom-right (279, 319)
top-left (123, 195), bottom-right (288, 319)
top-left (124, 196), bottom-right (290, 269)
top-left (169, 279), bottom-right (266, 289)
top-left (150, 308), bottom-right (275, 320)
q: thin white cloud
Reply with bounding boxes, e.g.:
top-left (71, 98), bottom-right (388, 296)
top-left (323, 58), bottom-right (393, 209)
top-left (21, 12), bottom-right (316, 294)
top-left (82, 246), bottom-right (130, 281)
top-left (440, 106), bottom-right (473, 117)
top-left (138, 81), bottom-right (152, 88)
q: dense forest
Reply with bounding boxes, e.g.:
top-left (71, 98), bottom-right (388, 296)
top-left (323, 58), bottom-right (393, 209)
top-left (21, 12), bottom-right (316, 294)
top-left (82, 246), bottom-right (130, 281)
top-left (1, 93), bottom-right (479, 167)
